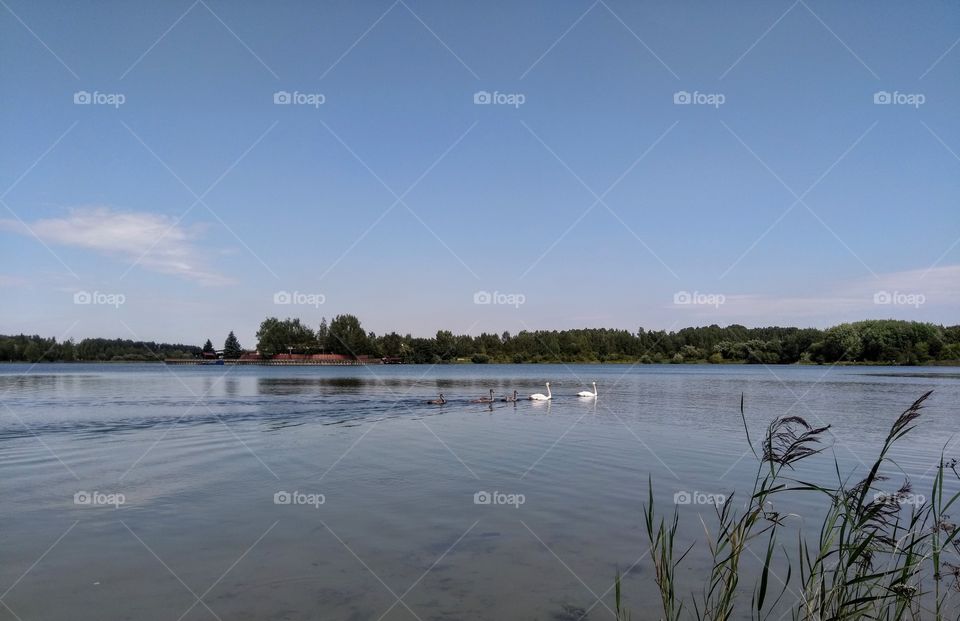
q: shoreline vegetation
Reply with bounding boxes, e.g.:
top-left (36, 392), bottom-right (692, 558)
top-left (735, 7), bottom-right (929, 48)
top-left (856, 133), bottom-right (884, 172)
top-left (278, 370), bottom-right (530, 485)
top-left (628, 391), bottom-right (960, 620)
top-left (2, 316), bottom-right (959, 366)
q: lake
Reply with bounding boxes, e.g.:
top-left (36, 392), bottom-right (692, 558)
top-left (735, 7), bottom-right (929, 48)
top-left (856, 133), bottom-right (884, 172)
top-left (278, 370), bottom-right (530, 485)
top-left (2, 363), bottom-right (958, 620)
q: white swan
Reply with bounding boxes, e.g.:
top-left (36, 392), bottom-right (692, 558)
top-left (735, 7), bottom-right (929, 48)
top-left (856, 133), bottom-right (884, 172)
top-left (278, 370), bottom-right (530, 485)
top-left (529, 382), bottom-right (552, 401)
top-left (577, 382), bottom-right (598, 398)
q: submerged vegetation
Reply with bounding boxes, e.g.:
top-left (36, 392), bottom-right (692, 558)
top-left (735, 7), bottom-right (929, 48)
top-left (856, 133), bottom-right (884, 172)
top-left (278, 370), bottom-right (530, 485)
top-left (628, 392), bottom-right (960, 620)
top-left (2, 317), bottom-right (959, 364)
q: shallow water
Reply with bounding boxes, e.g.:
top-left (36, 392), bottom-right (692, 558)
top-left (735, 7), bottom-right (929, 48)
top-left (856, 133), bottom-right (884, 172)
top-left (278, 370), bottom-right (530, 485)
top-left (1, 363), bottom-right (958, 620)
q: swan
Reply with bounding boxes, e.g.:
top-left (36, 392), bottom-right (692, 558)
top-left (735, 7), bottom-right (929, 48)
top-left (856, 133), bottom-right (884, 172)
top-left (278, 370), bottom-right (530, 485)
top-left (501, 390), bottom-right (519, 403)
top-left (577, 382), bottom-right (598, 398)
top-left (471, 388), bottom-right (495, 404)
top-left (529, 382), bottom-right (552, 401)
top-left (427, 393), bottom-right (446, 405)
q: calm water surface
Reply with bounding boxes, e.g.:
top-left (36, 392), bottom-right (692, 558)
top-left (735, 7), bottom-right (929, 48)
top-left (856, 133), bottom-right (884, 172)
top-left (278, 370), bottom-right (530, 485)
top-left (2, 363), bottom-right (958, 620)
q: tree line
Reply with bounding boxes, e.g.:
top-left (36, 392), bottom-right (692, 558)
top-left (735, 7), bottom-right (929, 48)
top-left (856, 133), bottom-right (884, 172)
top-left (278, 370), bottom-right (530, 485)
top-left (253, 315), bottom-right (960, 365)
top-left (3, 317), bottom-right (958, 364)
top-left (0, 335), bottom-right (200, 362)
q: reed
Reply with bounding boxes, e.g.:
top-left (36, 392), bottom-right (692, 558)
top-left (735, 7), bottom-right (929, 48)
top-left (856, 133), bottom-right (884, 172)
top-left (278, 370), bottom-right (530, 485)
top-left (626, 391), bottom-right (960, 621)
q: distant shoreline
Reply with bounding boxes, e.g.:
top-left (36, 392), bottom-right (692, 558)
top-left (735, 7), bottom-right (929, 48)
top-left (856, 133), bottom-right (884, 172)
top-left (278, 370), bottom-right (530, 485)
top-left (2, 359), bottom-right (959, 367)
top-left (5, 319), bottom-right (959, 366)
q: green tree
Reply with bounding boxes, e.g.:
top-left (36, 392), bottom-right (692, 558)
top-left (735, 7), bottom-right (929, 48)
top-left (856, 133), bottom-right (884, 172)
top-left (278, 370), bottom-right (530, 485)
top-left (60, 339), bottom-right (76, 361)
top-left (223, 331), bottom-right (243, 359)
top-left (435, 330), bottom-right (455, 360)
top-left (256, 317), bottom-right (316, 355)
top-left (23, 341), bottom-right (41, 362)
top-left (202, 339), bottom-right (215, 354)
top-left (316, 318), bottom-right (329, 352)
top-left (379, 332), bottom-right (404, 358)
top-left (817, 324), bottom-right (863, 362)
top-left (327, 314), bottom-right (369, 356)
top-left (940, 343), bottom-right (960, 361)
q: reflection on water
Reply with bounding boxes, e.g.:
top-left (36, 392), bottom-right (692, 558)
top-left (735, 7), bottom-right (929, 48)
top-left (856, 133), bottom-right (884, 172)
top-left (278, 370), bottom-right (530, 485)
top-left (257, 376), bottom-right (367, 394)
top-left (856, 371), bottom-right (960, 379)
top-left (1, 363), bottom-right (958, 620)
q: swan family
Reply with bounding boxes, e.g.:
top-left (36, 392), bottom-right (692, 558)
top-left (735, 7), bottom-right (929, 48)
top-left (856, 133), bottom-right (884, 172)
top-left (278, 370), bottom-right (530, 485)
top-left (425, 382), bottom-right (597, 405)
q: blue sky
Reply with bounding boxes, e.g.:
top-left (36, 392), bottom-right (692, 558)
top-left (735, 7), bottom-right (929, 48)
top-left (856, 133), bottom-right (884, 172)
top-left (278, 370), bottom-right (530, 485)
top-left (1, 0), bottom-right (958, 347)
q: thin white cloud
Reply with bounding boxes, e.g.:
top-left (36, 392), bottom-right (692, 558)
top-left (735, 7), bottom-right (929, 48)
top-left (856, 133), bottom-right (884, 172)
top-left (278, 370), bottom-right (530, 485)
top-left (0, 274), bottom-right (27, 287)
top-left (671, 265), bottom-right (960, 325)
top-left (1, 207), bottom-right (231, 285)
